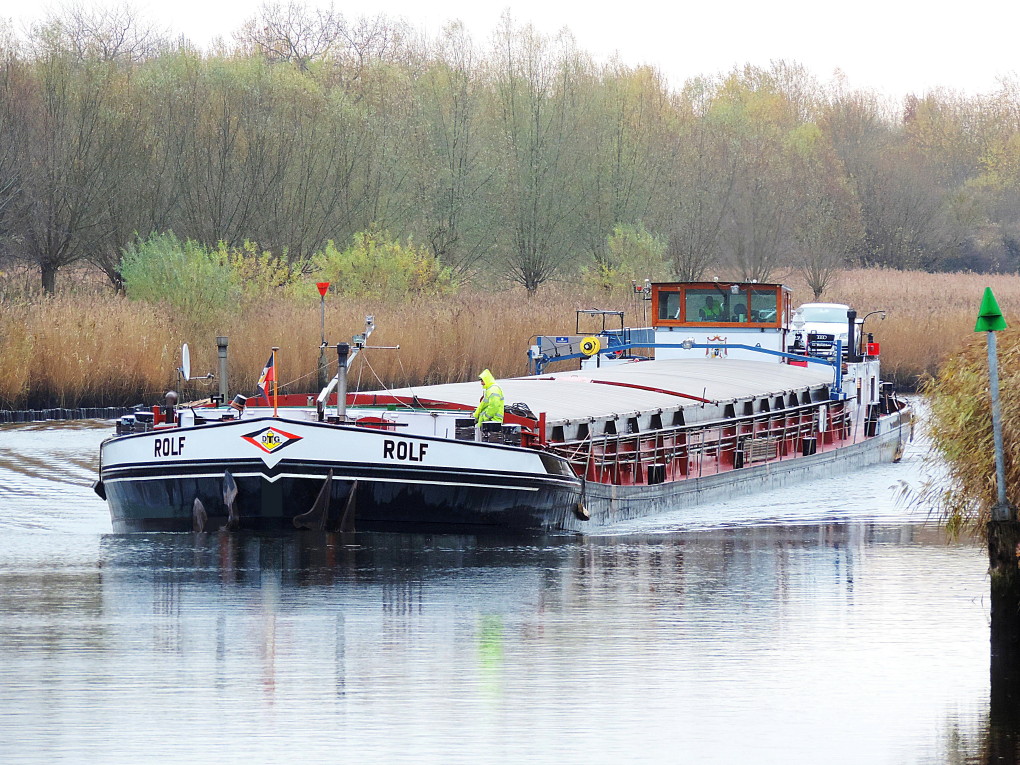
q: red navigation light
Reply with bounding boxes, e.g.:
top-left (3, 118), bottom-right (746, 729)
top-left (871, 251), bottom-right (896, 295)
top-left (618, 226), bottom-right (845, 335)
top-left (316, 282), bottom-right (330, 297)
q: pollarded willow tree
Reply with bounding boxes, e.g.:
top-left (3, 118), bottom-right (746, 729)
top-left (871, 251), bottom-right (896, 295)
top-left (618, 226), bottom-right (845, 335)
top-left (712, 65), bottom-right (817, 283)
top-left (787, 124), bottom-right (864, 299)
top-left (487, 17), bottom-right (590, 293)
top-left (572, 62), bottom-right (672, 276)
top-left (404, 23), bottom-right (495, 275)
top-left (60, 5), bottom-right (170, 289)
top-left (10, 12), bottom-right (152, 293)
top-left (163, 56), bottom-right (295, 250)
top-left (663, 77), bottom-right (737, 281)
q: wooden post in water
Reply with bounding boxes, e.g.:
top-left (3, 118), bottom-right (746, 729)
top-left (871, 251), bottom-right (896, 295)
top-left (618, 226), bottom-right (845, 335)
top-left (977, 288), bottom-right (1020, 727)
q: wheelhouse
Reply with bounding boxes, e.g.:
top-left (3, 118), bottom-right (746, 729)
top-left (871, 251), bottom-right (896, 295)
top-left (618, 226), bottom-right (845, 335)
top-left (651, 282), bottom-right (792, 330)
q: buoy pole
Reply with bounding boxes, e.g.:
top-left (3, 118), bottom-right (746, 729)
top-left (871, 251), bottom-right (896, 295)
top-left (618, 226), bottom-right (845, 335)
top-left (989, 329), bottom-right (1009, 520)
top-left (974, 287), bottom-right (1010, 518)
top-left (975, 288), bottom-right (1020, 726)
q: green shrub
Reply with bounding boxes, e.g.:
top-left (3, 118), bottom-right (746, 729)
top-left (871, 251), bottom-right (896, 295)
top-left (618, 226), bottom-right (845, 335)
top-left (120, 232), bottom-right (239, 318)
top-left (216, 240), bottom-right (297, 301)
top-left (309, 228), bottom-right (457, 300)
top-left (582, 223), bottom-right (668, 293)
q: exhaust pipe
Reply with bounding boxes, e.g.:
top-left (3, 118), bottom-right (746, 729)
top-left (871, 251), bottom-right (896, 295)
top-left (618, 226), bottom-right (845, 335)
top-left (846, 309), bottom-right (858, 362)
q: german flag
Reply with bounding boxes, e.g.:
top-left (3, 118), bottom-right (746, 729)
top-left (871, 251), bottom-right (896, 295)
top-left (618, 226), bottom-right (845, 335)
top-left (256, 351), bottom-right (275, 403)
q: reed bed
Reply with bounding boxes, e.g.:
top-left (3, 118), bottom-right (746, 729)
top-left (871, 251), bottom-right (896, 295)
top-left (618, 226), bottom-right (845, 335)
top-left (922, 326), bottom-right (1020, 530)
top-left (0, 286), bottom-right (642, 407)
top-left (0, 294), bottom-right (178, 408)
top-left (811, 269), bottom-right (1020, 387)
top-left (2, 268), bottom-right (1019, 408)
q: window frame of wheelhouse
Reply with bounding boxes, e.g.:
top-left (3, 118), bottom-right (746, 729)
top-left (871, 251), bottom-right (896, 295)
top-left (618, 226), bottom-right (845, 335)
top-left (650, 281), bottom-right (792, 330)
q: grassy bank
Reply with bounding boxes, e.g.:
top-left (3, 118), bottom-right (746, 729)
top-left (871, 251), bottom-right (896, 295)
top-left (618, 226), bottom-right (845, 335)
top-left (1, 268), bottom-right (1018, 409)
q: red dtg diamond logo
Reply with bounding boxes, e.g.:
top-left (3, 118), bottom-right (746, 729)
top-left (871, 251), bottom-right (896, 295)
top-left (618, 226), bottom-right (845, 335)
top-left (242, 426), bottom-right (302, 454)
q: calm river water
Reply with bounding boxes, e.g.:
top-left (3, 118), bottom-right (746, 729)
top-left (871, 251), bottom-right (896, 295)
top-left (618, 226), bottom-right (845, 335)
top-left (0, 418), bottom-right (1003, 763)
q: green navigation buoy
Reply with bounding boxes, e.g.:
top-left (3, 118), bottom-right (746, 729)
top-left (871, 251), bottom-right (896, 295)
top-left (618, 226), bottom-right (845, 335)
top-left (976, 287), bottom-right (1008, 332)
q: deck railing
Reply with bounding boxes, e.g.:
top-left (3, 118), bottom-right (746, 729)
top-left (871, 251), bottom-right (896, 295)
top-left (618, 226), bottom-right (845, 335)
top-left (544, 400), bottom-right (852, 486)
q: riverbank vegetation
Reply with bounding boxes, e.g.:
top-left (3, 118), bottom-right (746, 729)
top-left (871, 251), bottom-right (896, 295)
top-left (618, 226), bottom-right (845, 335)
top-left (3, 5), bottom-right (1020, 299)
top-left (2, 263), bottom-right (1018, 409)
top-left (3, 6), bottom-right (1020, 408)
top-left (924, 327), bottom-right (1020, 532)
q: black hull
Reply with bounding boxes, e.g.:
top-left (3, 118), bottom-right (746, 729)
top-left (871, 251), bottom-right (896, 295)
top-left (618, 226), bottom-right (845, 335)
top-left (103, 459), bottom-right (583, 533)
top-left (99, 408), bottom-right (911, 534)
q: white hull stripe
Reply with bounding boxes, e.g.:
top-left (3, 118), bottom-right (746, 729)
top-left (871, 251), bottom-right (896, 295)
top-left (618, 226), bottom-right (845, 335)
top-left (103, 471), bottom-right (541, 492)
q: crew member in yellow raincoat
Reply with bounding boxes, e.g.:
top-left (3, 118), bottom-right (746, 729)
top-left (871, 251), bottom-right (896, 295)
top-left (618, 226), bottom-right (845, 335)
top-left (473, 369), bottom-right (505, 425)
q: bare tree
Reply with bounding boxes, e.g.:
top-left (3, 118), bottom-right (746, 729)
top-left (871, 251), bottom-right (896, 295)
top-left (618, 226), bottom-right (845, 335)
top-left (8, 16), bottom-right (142, 292)
top-left (234, 1), bottom-right (345, 70)
top-left (32, 3), bottom-right (169, 63)
top-left (792, 168), bottom-right (863, 299)
top-left (663, 82), bottom-right (737, 280)
top-left (713, 66), bottom-right (822, 282)
top-left (818, 87), bottom-right (955, 269)
top-left (0, 26), bottom-right (25, 240)
top-left (235, 1), bottom-right (406, 91)
top-left (574, 62), bottom-right (670, 274)
top-left (258, 72), bottom-right (374, 258)
top-left (403, 23), bottom-right (494, 275)
top-left (488, 17), bottom-right (587, 292)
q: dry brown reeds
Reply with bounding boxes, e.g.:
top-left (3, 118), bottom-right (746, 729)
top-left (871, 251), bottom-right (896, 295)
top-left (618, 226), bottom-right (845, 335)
top-left (0, 293), bottom-right (179, 407)
top-left (0, 284), bottom-right (644, 407)
top-left (922, 326), bottom-right (1020, 531)
top-left (3, 268), bottom-right (1020, 409)
top-left (215, 287), bottom-right (648, 401)
top-left (787, 269), bottom-right (1020, 388)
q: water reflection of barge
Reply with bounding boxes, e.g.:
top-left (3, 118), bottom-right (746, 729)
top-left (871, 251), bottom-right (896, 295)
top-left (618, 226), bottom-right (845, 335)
top-left (94, 281), bottom-right (911, 533)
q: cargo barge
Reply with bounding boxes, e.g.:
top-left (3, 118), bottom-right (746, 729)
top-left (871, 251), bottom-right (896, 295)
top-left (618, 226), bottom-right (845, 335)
top-left (94, 281), bottom-right (911, 532)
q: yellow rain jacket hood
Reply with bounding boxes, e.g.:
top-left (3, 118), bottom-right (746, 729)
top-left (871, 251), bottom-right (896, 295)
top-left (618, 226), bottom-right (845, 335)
top-left (474, 369), bottom-right (504, 423)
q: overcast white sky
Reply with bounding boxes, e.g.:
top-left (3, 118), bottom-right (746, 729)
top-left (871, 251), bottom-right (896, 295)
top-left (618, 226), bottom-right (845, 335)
top-left (3, 0), bottom-right (1018, 101)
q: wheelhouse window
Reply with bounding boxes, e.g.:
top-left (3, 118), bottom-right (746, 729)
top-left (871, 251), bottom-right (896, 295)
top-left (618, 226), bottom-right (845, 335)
top-left (748, 288), bottom-right (778, 323)
top-left (658, 291), bottom-right (680, 321)
top-left (650, 282), bottom-right (790, 328)
top-left (685, 289), bottom-right (729, 322)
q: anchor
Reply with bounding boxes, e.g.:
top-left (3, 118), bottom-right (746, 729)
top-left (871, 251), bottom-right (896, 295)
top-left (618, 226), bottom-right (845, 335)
top-left (573, 501), bottom-right (590, 521)
top-left (293, 469), bottom-right (334, 530)
top-left (221, 470), bottom-right (240, 531)
top-left (337, 480), bottom-right (357, 533)
top-left (293, 471), bottom-right (357, 532)
top-left (193, 497), bottom-right (207, 533)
